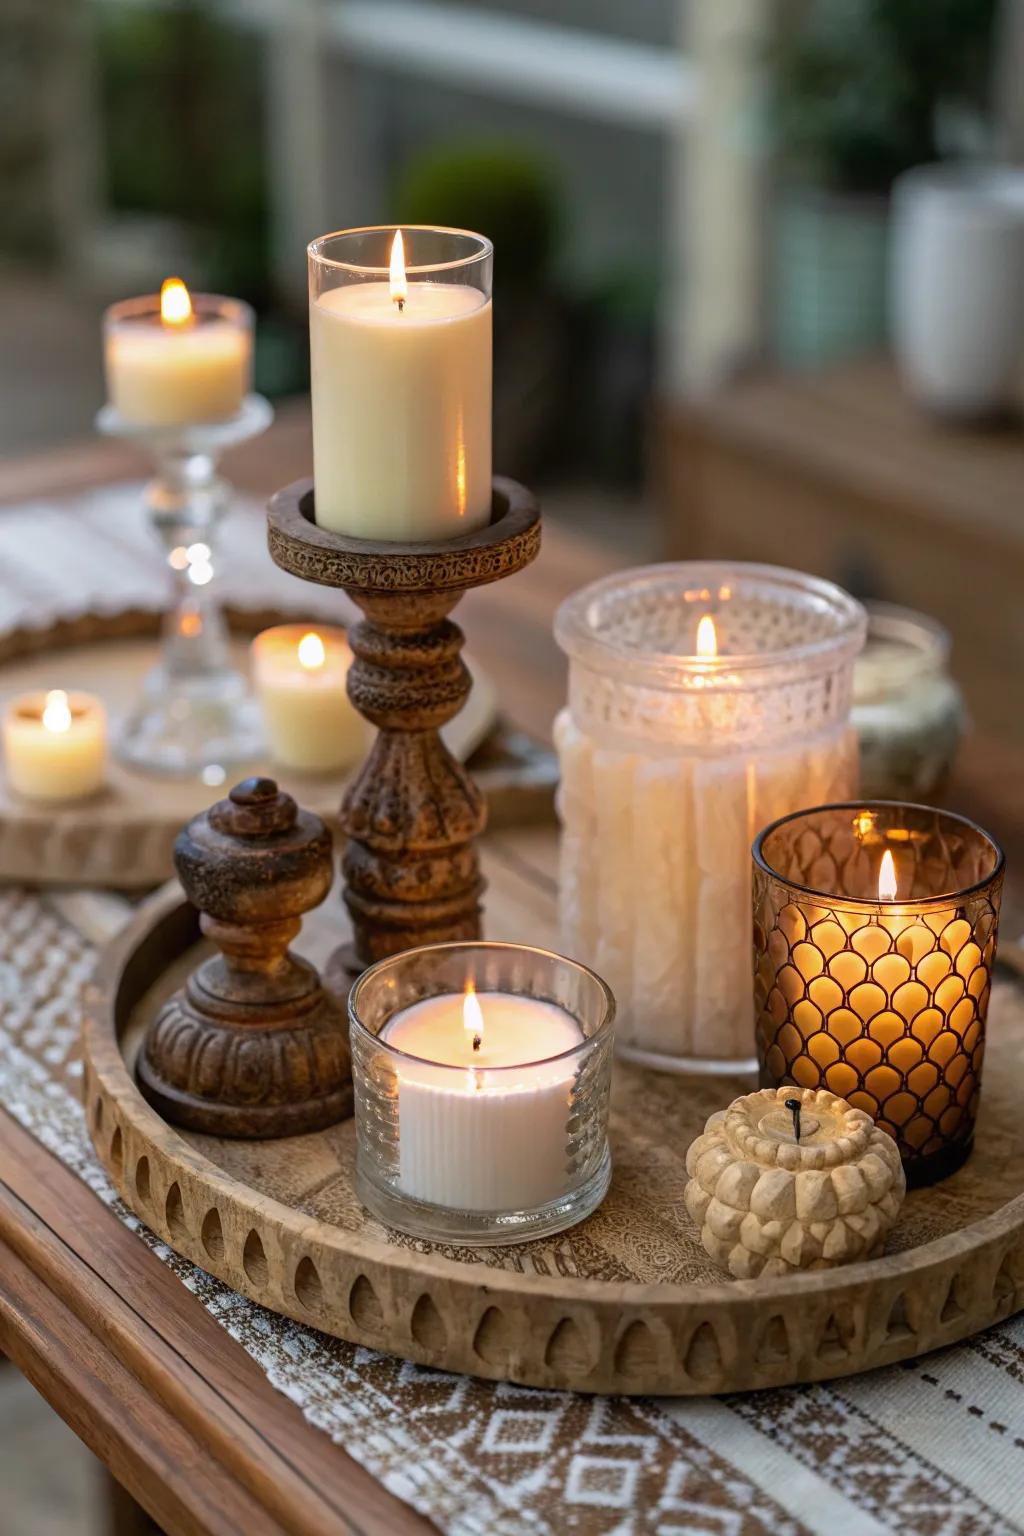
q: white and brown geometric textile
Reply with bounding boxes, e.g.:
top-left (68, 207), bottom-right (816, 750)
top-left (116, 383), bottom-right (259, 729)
top-left (2, 885), bottom-right (1023, 1536)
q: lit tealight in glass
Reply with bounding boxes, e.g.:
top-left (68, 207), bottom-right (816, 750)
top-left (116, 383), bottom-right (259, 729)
top-left (3, 689), bottom-right (107, 801)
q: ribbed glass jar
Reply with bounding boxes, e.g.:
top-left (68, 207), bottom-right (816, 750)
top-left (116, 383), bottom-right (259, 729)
top-left (555, 562), bottom-right (866, 1073)
top-left (350, 941), bottom-right (615, 1245)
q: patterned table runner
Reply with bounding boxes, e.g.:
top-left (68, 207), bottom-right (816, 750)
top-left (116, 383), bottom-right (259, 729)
top-left (3, 885), bottom-right (1023, 1536)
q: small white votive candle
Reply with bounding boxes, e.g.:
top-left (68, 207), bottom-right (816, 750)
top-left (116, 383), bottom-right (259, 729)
top-left (3, 690), bottom-right (107, 801)
top-left (104, 279), bottom-right (252, 427)
top-left (381, 986), bottom-right (584, 1212)
top-left (251, 624), bottom-right (364, 773)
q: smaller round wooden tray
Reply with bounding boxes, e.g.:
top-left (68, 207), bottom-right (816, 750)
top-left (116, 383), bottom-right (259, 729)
top-left (0, 610), bottom-right (510, 889)
top-left (82, 878), bottom-right (1024, 1396)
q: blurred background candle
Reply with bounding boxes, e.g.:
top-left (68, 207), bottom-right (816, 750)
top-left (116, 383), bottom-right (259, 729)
top-left (3, 689), bottom-right (107, 801)
top-left (753, 801), bottom-right (1004, 1186)
top-left (308, 226), bottom-right (492, 541)
top-left (104, 279), bottom-right (252, 426)
top-left (555, 563), bottom-right (866, 1073)
top-left (251, 624), bottom-right (363, 773)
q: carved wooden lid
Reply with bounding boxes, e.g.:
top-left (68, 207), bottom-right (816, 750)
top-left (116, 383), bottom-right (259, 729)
top-left (174, 777), bottom-right (334, 925)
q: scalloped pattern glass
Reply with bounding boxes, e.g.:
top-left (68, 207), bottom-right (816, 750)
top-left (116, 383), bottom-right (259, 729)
top-left (753, 802), bottom-right (1004, 1187)
top-left (350, 942), bottom-right (615, 1245)
top-left (555, 563), bottom-right (866, 1071)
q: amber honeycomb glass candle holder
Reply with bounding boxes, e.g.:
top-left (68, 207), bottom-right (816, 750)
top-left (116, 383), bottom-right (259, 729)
top-left (753, 802), bottom-right (1004, 1187)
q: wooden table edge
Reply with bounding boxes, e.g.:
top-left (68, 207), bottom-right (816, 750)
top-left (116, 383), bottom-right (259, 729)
top-left (0, 1108), bottom-right (435, 1536)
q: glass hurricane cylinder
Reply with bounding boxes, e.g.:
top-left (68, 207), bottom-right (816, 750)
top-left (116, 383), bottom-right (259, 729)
top-left (555, 562), bottom-right (866, 1073)
top-left (350, 941), bottom-right (614, 1245)
top-left (753, 802), bottom-right (1004, 1187)
top-left (308, 225), bottom-right (492, 541)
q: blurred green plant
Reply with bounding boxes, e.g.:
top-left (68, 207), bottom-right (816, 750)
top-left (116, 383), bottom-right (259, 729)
top-left (395, 144), bottom-right (559, 290)
top-left (97, 1), bottom-right (269, 299)
top-left (771, 0), bottom-right (999, 193)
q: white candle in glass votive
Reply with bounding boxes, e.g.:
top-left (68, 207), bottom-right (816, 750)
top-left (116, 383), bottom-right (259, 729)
top-left (309, 228), bottom-right (492, 541)
top-left (104, 279), bottom-right (252, 427)
top-left (3, 690), bottom-right (106, 801)
top-left (382, 985), bottom-right (583, 1211)
top-left (251, 625), bottom-right (364, 773)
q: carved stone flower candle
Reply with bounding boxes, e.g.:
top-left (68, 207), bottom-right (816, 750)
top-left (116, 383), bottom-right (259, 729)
top-left (684, 1086), bottom-right (906, 1278)
top-left (753, 802), bottom-right (1004, 1187)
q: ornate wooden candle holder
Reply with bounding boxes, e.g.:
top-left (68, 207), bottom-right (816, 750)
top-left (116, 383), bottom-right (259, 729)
top-left (137, 776), bottom-right (351, 1137)
top-left (266, 478), bottom-right (540, 985)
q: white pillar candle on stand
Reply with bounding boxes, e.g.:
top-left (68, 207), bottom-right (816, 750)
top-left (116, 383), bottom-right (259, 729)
top-left (251, 624), bottom-right (364, 773)
top-left (308, 226), bottom-right (493, 541)
top-left (555, 563), bottom-right (866, 1073)
top-left (381, 987), bottom-right (583, 1212)
top-left (3, 690), bottom-right (107, 801)
top-left (104, 280), bottom-right (252, 427)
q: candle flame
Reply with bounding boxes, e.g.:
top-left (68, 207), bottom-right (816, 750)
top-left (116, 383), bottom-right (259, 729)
top-left (696, 615), bottom-right (718, 659)
top-left (878, 849), bottom-right (898, 902)
top-left (297, 631), bottom-right (326, 671)
top-left (464, 980), bottom-right (484, 1051)
top-left (160, 277), bottom-right (192, 327)
top-left (389, 230), bottom-right (407, 308)
top-left (41, 690), bottom-right (72, 734)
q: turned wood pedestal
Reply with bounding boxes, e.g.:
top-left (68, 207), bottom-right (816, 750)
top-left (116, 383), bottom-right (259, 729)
top-left (266, 478), bottom-right (541, 987)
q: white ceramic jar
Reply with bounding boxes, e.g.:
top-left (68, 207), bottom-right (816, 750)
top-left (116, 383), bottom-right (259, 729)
top-left (891, 164), bottom-right (1024, 418)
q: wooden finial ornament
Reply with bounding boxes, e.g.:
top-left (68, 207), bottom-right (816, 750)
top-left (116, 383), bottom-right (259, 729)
top-left (137, 777), bottom-right (352, 1137)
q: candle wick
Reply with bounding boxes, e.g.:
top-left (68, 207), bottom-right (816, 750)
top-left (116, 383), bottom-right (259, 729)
top-left (396, 297), bottom-right (405, 313)
top-left (785, 1097), bottom-right (802, 1143)
top-left (472, 1033), bottom-right (482, 1052)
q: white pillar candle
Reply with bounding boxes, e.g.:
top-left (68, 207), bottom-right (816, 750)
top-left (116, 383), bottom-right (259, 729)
top-left (251, 624), bottom-right (364, 773)
top-left (381, 987), bottom-right (583, 1211)
top-left (104, 279), bottom-right (252, 427)
top-left (309, 227), bottom-right (492, 541)
top-left (3, 690), bottom-right (106, 801)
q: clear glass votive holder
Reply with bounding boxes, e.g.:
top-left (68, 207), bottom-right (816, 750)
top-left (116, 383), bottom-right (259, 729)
top-left (753, 802), bottom-right (1004, 1187)
top-left (349, 941), bottom-right (615, 1245)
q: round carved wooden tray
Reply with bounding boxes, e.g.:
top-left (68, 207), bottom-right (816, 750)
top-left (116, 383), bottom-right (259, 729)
top-left (0, 609), bottom-right (535, 889)
top-left (82, 875), bottom-right (1024, 1396)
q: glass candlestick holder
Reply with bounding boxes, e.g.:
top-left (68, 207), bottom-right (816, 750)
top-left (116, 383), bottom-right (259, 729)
top-left (753, 801), bottom-right (1004, 1187)
top-left (350, 941), bottom-right (615, 1245)
top-left (96, 394), bottom-right (272, 775)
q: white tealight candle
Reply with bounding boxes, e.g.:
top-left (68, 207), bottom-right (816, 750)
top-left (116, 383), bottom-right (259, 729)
top-left (309, 228), bottom-right (492, 541)
top-left (381, 986), bottom-right (584, 1212)
top-left (3, 689), bottom-right (107, 801)
top-left (251, 624), bottom-right (364, 773)
top-left (104, 279), bottom-right (252, 427)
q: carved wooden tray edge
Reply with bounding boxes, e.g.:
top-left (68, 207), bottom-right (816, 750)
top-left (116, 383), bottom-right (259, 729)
top-left (81, 882), bottom-right (1024, 1396)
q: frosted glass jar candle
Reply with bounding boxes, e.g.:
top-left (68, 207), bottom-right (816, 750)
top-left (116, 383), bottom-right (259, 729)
top-left (555, 563), bottom-right (866, 1073)
top-left (350, 941), bottom-right (615, 1244)
top-left (753, 802), bottom-right (1004, 1187)
top-left (309, 226), bottom-right (492, 541)
top-left (104, 283), bottom-right (252, 427)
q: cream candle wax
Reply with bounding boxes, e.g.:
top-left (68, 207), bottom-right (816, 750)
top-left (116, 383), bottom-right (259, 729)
top-left (251, 625), bottom-right (364, 773)
top-left (104, 280), bottom-right (252, 427)
top-left (380, 985), bottom-right (584, 1212)
top-left (309, 227), bottom-right (492, 541)
top-left (3, 689), bottom-right (106, 801)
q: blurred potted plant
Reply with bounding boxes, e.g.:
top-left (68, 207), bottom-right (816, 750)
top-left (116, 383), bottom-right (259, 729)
top-left (769, 0), bottom-right (998, 368)
top-left (396, 143), bottom-right (563, 479)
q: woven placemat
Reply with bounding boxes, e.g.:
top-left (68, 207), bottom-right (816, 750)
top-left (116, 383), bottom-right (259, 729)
top-left (3, 885), bottom-right (1024, 1536)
